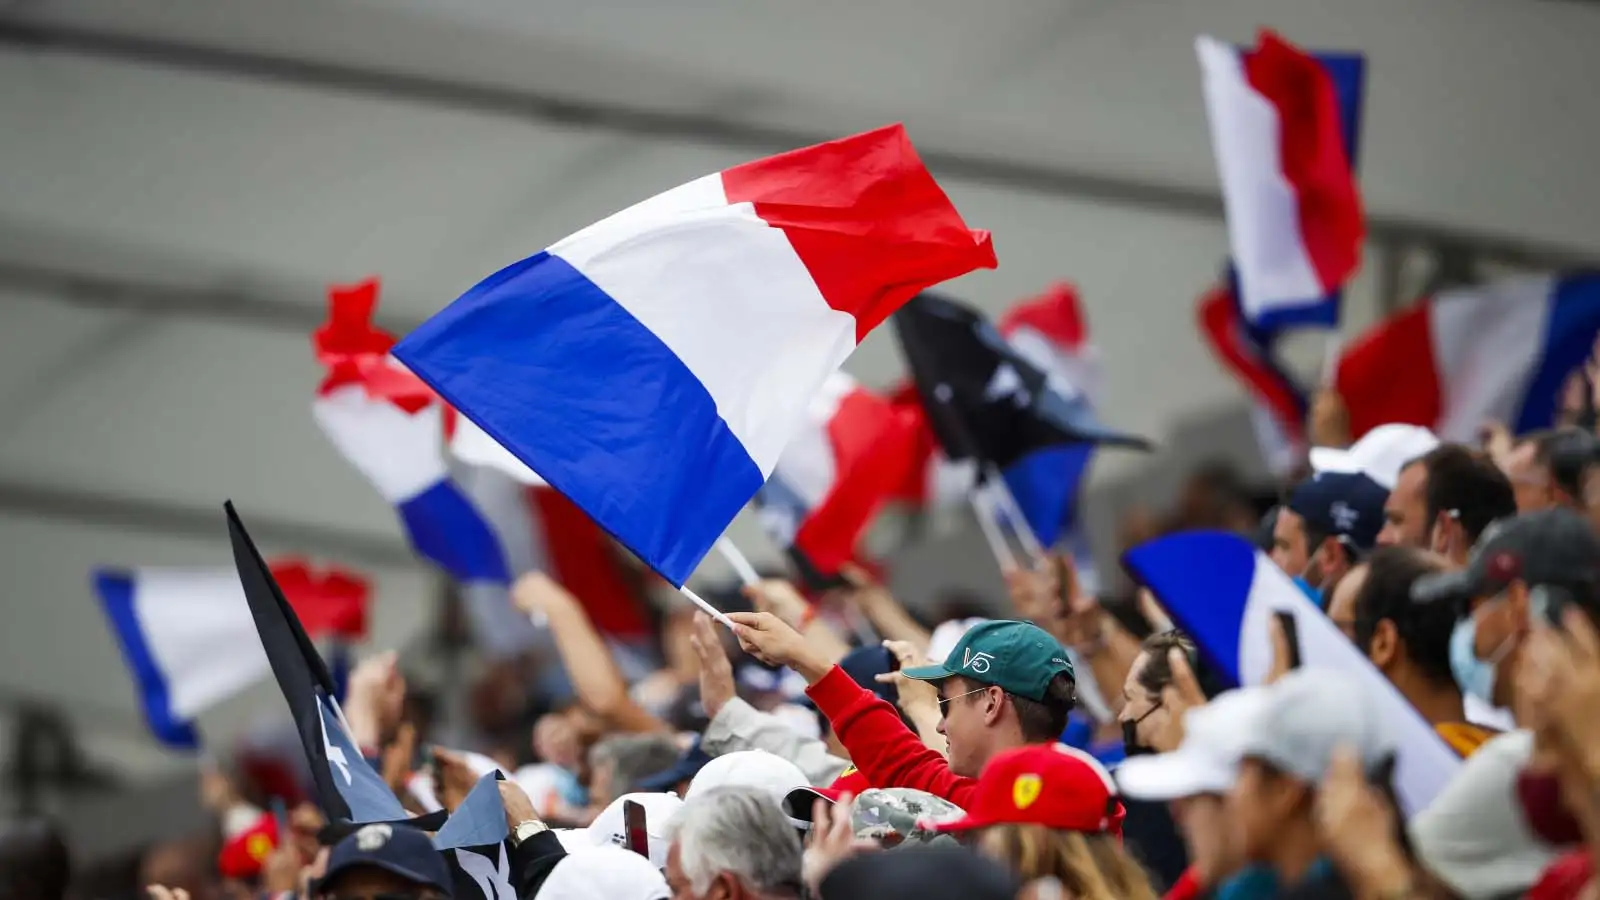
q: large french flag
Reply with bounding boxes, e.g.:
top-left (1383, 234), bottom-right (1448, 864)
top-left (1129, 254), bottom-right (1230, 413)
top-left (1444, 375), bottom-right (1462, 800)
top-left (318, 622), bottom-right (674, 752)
top-left (313, 281), bottom-right (511, 585)
top-left (96, 560), bottom-right (367, 747)
top-left (1123, 531), bottom-right (1458, 815)
top-left (754, 373), bottom-right (920, 575)
top-left (1198, 31), bottom-right (1365, 330)
top-left (1335, 275), bottom-right (1600, 442)
top-left (395, 124), bottom-right (995, 585)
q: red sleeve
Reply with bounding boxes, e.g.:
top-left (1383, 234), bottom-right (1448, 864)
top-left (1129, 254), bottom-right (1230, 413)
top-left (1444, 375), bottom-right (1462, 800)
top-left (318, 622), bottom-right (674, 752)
top-left (1163, 866), bottom-right (1204, 900)
top-left (805, 665), bottom-right (978, 808)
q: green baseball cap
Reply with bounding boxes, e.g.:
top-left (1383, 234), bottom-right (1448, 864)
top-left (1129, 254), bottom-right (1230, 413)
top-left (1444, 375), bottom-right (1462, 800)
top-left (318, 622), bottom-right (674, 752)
top-left (901, 620), bottom-right (1073, 702)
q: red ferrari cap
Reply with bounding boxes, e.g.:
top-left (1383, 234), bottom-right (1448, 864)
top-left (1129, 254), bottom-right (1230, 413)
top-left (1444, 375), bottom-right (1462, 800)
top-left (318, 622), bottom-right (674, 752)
top-left (933, 744), bottom-right (1123, 835)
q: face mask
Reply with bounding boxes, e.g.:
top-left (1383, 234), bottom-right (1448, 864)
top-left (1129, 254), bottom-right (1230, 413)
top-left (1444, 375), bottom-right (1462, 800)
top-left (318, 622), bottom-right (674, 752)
top-left (1449, 617), bottom-right (1497, 704)
top-left (1515, 768), bottom-right (1584, 845)
top-left (1291, 576), bottom-right (1323, 607)
top-left (1121, 703), bottom-right (1162, 756)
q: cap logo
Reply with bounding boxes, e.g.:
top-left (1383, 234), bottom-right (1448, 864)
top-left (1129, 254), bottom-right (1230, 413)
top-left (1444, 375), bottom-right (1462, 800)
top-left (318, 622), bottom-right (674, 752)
top-left (245, 833), bottom-right (273, 862)
top-left (1330, 501), bottom-right (1359, 531)
top-left (1012, 774), bottom-right (1043, 810)
top-left (355, 823), bottom-right (393, 851)
top-left (962, 650), bottom-right (995, 674)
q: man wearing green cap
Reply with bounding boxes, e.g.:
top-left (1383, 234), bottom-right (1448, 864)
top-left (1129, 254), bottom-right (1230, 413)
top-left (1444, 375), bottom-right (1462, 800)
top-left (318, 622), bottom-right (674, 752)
top-left (727, 611), bottom-right (1076, 809)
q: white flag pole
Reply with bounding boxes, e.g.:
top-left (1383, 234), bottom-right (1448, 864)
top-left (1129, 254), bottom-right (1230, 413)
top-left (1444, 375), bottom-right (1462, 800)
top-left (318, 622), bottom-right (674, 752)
top-left (985, 466), bottom-right (1046, 563)
top-left (969, 489), bottom-right (1018, 572)
top-left (715, 536), bottom-right (762, 588)
top-left (679, 585), bottom-right (737, 630)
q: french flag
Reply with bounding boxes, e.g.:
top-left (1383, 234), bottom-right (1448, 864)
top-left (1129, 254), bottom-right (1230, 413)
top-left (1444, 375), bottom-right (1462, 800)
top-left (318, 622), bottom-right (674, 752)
top-left (1197, 30), bottom-right (1365, 330)
top-left (312, 281), bottom-right (511, 585)
top-left (1122, 531), bottom-right (1458, 815)
top-left (1196, 276), bottom-right (1310, 475)
top-left (754, 373), bottom-right (920, 576)
top-left (395, 124), bottom-right (995, 585)
top-left (95, 560), bottom-right (367, 747)
top-left (1335, 274), bottom-right (1600, 442)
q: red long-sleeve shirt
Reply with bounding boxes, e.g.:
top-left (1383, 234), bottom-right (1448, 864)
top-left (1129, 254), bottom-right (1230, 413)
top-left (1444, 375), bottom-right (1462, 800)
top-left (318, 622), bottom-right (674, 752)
top-left (805, 664), bottom-right (980, 808)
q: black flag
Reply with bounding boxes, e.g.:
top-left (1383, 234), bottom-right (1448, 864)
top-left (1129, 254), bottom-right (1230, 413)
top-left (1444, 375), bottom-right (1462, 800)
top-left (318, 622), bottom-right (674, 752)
top-left (894, 293), bottom-right (1151, 470)
top-left (227, 501), bottom-right (424, 829)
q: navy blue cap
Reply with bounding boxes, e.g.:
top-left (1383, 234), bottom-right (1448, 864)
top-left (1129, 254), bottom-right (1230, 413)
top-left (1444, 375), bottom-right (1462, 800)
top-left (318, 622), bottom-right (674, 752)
top-left (315, 822), bottom-right (453, 897)
top-left (838, 644), bottom-right (898, 706)
top-left (1288, 471), bottom-right (1388, 554)
top-left (634, 736), bottom-right (712, 793)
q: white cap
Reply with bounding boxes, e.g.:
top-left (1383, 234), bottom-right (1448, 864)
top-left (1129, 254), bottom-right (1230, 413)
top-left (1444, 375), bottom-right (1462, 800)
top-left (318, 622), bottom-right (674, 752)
top-left (1310, 424), bottom-right (1440, 491)
top-left (1114, 687), bottom-right (1269, 801)
top-left (928, 618), bottom-right (990, 665)
top-left (585, 792), bottom-right (684, 869)
top-left (683, 750), bottom-right (810, 806)
top-left (1238, 669), bottom-right (1395, 783)
top-left (541, 845), bottom-right (670, 900)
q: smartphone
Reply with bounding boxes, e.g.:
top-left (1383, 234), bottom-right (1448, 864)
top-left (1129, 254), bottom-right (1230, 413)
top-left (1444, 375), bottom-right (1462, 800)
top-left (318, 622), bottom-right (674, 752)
top-left (623, 799), bottom-right (649, 859)
top-left (269, 797), bottom-right (290, 845)
top-left (1273, 611), bottom-right (1303, 671)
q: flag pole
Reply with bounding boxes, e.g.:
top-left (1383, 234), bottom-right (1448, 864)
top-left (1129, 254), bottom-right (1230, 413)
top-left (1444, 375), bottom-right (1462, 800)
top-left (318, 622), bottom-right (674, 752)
top-left (984, 466), bottom-right (1046, 563)
top-left (679, 585), bottom-right (737, 630)
top-left (969, 489), bottom-right (1018, 572)
top-left (715, 536), bottom-right (762, 588)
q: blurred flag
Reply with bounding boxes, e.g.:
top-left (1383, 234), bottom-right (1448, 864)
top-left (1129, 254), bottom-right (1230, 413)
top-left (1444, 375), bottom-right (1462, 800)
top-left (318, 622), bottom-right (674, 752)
top-left (1197, 30), bottom-right (1365, 331)
top-left (394, 124), bottom-right (994, 585)
top-left (1122, 530), bottom-right (1458, 815)
top-left (1196, 277), bottom-right (1311, 476)
top-left (995, 284), bottom-right (1107, 549)
top-left (753, 373), bottom-right (919, 577)
top-left (312, 281), bottom-right (511, 585)
top-left (1334, 274), bottom-right (1600, 442)
top-left (894, 292), bottom-right (1150, 473)
top-left (96, 560), bottom-right (368, 748)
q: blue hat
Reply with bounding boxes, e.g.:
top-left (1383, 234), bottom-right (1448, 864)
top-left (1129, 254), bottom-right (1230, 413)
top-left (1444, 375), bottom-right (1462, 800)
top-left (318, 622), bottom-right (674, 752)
top-left (315, 822), bottom-right (453, 897)
top-left (634, 736), bottom-right (713, 793)
top-left (1287, 471), bottom-right (1388, 554)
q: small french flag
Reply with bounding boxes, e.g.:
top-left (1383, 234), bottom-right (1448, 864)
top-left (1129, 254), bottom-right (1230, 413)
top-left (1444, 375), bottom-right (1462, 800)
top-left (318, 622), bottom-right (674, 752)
top-left (1197, 30), bottom-right (1365, 330)
top-left (95, 561), bottom-right (367, 747)
top-left (396, 124), bottom-right (995, 585)
top-left (754, 373), bottom-right (920, 575)
top-left (312, 282), bottom-right (512, 585)
top-left (1335, 274), bottom-right (1600, 441)
top-left (1122, 531), bottom-right (1457, 815)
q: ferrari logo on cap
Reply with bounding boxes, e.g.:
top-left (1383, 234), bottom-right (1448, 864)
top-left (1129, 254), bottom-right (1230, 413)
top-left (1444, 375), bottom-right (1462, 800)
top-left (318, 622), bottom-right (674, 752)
top-left (1012, 773), bottom-right (1042, 810)
top-left (245, 833), bottom-right (273, 862)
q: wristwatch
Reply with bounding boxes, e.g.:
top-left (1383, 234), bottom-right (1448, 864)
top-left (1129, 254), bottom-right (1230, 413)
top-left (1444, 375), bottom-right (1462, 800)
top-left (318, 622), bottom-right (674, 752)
top-left (511, 819), bottom-right (550, 846)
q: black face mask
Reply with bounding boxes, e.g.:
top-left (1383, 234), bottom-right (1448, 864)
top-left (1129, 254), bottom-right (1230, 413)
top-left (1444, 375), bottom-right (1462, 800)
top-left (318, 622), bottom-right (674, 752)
top-left (1121, 703), bottom-right (1162, 757)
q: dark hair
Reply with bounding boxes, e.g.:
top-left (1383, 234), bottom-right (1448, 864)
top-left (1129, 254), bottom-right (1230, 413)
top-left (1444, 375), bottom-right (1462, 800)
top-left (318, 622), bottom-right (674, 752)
top-left (1010, 673), bottom-right (1077, 742)
top-left (1134, 630), bottom-right (1198, 696)
top-left (1352, 547), bottom-right (1454, 689)
top-left (1420, 445), bottom-right (1517, 543)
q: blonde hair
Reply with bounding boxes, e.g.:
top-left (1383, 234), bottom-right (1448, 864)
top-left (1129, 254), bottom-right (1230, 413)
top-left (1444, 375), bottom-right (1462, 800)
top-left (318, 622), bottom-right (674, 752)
top-left (977, 824), bottom-right (1158, 900)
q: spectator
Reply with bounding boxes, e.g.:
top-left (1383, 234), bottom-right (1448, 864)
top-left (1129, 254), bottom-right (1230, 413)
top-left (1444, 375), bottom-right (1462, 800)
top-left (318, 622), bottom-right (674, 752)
top-left (1225, 669), bottom-right (1397, 900)
top-left (929, 744), bottom-right (1153, 900)
top-left (1116, 687), bottom-right (1271, 900)
top-left (665, 786), bottom-right (804, 900)
top-left (1413, 508), bottom-right (1600, 712)
top-left (1327, 546), bottom-right (1500, 753)
top-left (588, 733), bottom-right (684, 810)
top-left (814, 846), bottom-right (1020, 900)
top-left (308, 823), bottom-right (453, 899)
top-left (727, 614), bottom-right (1075, 809)
top-left (1379, 444), bottom-right (1516, 559)
top-left (1273, 471), bottom-right (1387, 595)
top-left (1115, 631), bottom-right (1209, 890)
top-left (540, 845), bottom-right (670, 900)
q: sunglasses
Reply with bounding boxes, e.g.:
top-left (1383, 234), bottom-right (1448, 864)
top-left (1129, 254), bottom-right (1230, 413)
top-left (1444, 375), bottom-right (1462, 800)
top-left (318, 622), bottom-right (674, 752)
top-left (936, 686), bottom-right (991, 719)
